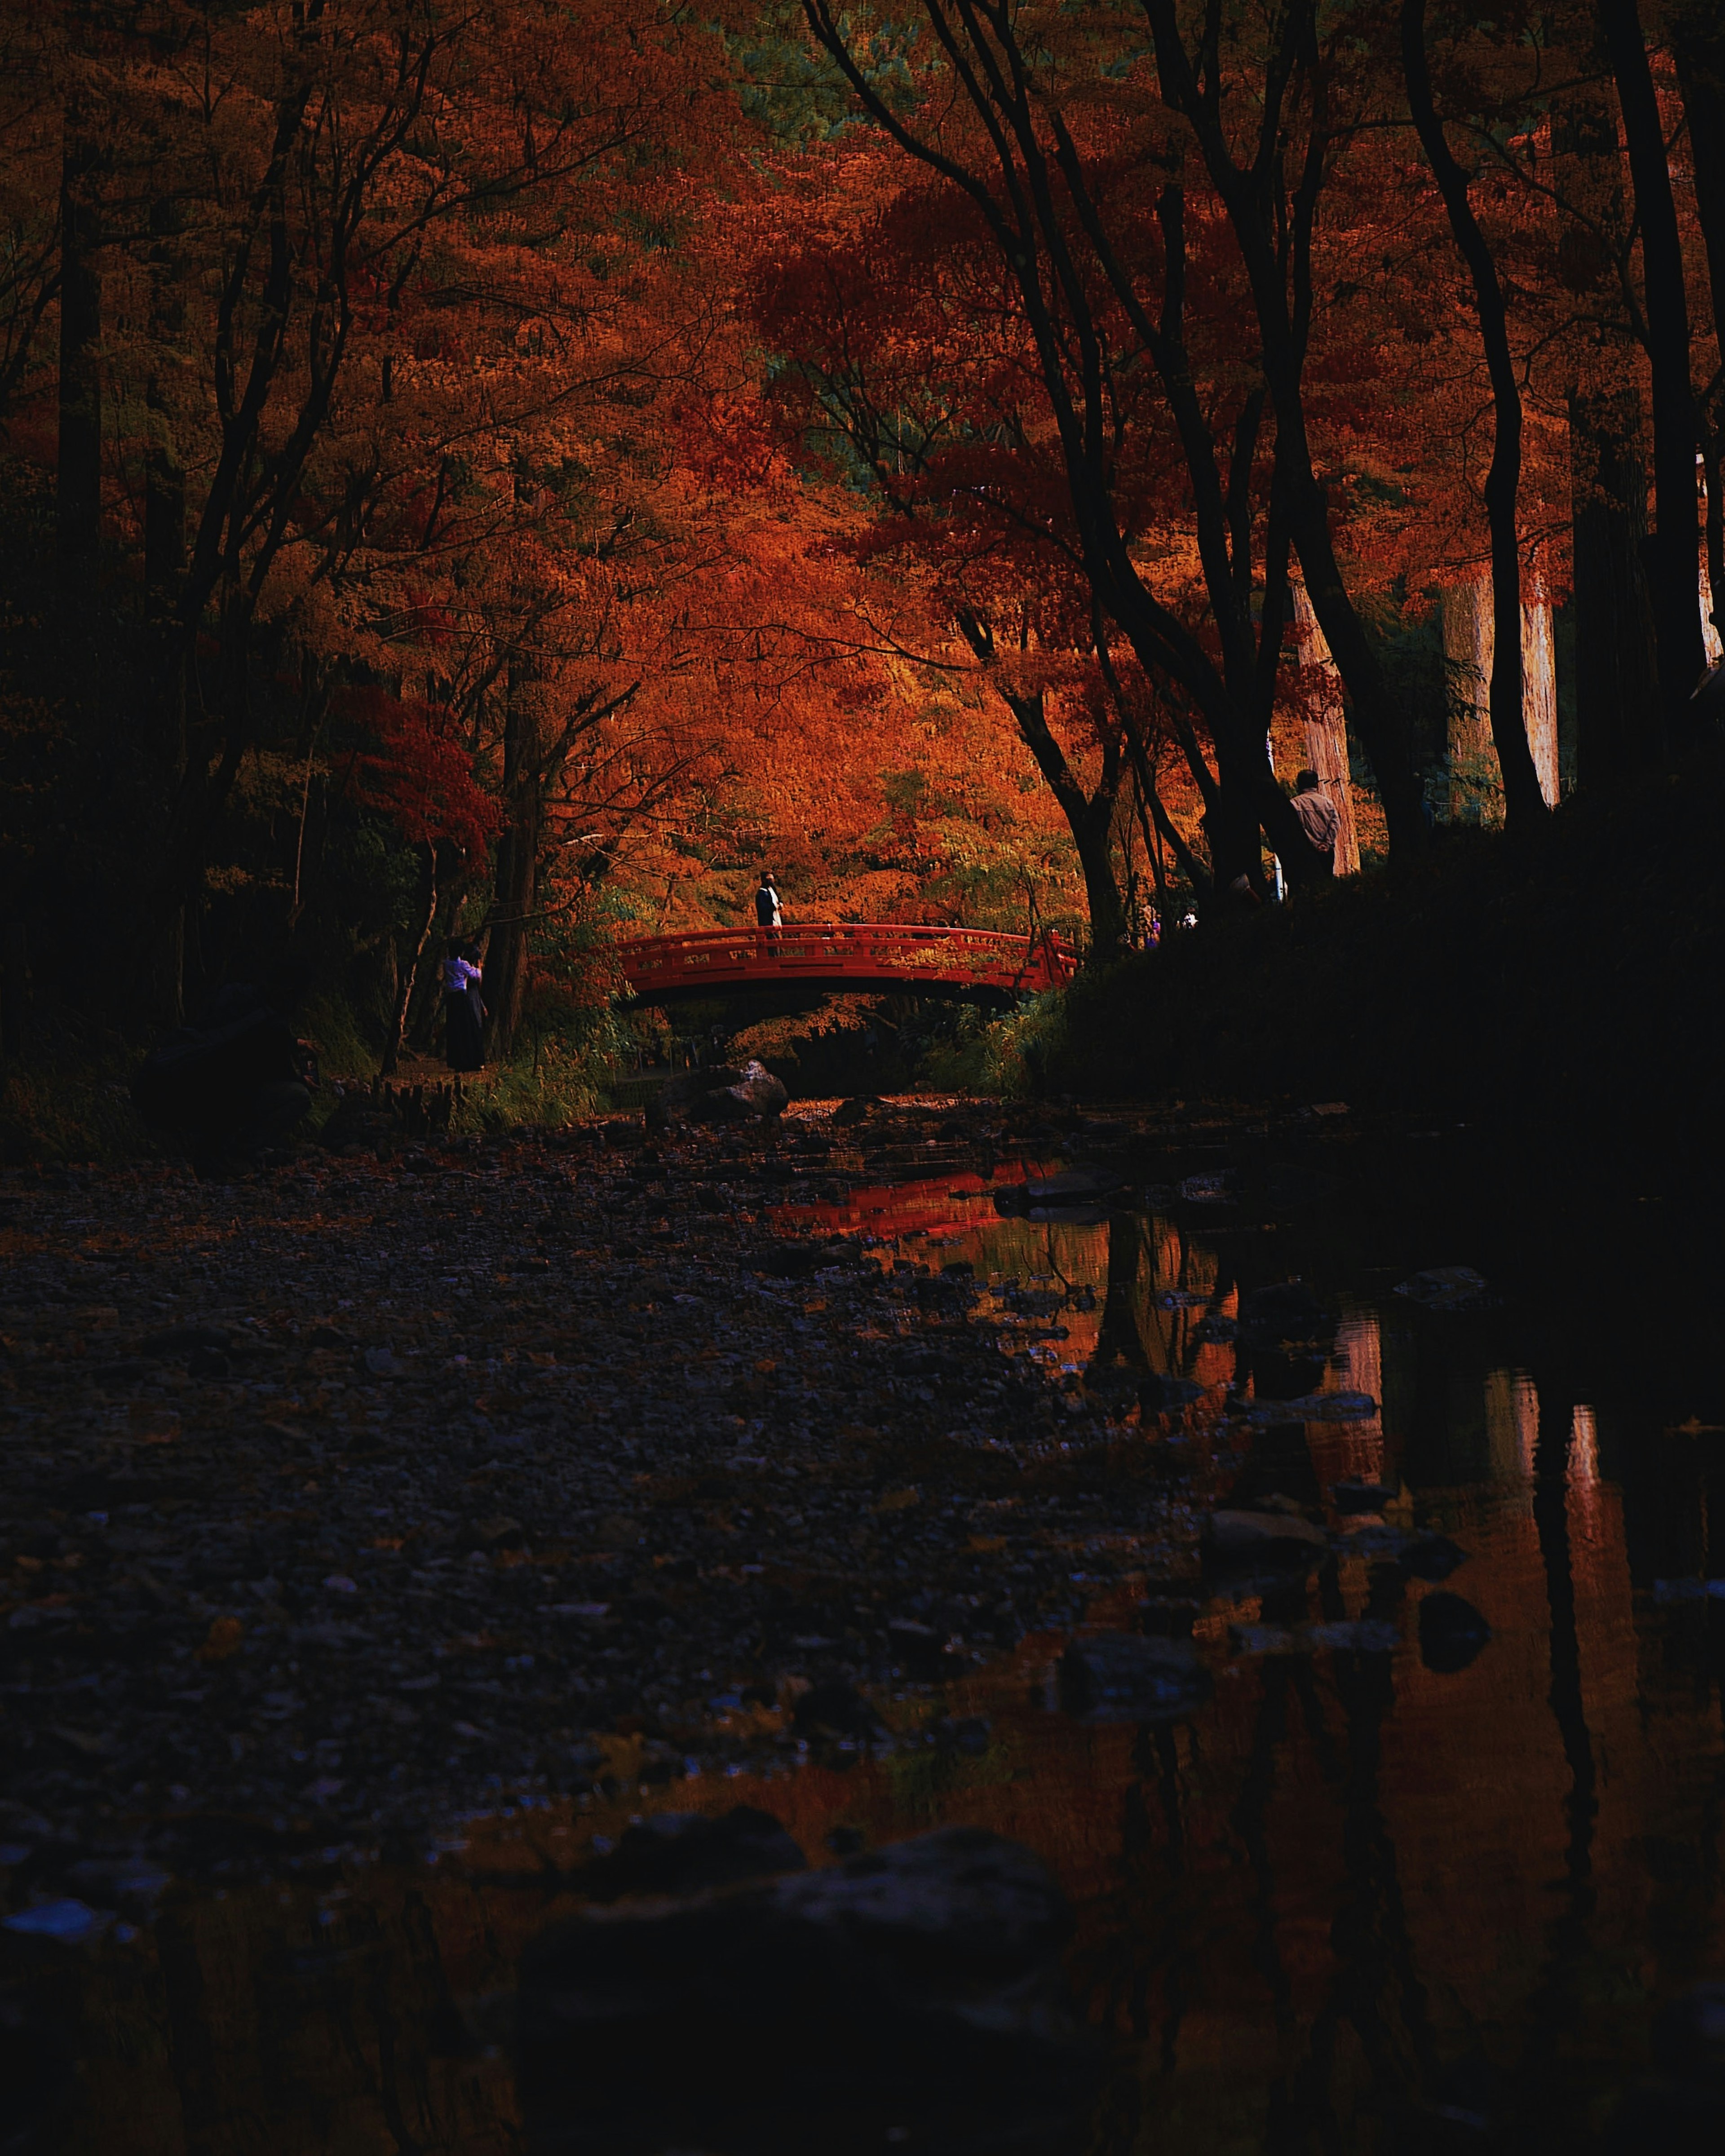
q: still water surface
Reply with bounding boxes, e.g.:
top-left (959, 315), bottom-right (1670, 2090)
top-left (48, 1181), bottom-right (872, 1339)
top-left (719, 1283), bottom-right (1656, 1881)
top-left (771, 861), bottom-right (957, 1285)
top-left (13, 1150), bottom-right (1725, 2154)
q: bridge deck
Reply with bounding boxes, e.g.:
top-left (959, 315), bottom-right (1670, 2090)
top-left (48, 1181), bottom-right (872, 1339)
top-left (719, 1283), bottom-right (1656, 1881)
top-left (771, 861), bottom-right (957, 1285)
top-left (616, 923), bottom-right (1077, 1003)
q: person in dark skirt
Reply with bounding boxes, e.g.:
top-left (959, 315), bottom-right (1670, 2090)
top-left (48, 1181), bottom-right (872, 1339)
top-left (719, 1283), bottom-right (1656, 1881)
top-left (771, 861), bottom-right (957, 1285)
top-left (441, 938), bottom-right (486, 1073)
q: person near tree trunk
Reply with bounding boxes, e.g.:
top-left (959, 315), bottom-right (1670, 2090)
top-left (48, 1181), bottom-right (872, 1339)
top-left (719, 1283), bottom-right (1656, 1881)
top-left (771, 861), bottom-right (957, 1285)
top-left (441, 939), bottom-right (486, 1074)
top-left (1290, 769), bottom-right (1341, 876)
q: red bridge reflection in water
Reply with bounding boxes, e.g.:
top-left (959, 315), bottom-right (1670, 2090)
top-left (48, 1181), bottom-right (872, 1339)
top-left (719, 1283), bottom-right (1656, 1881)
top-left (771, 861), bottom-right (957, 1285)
top-left (615, 923), bottom-right (1079, 1003)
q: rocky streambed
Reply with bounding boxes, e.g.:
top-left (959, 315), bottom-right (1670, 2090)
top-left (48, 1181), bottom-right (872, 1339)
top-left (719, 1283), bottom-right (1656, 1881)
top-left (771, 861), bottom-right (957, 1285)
top-left (0, 1096), bottom-right (1223, 1882)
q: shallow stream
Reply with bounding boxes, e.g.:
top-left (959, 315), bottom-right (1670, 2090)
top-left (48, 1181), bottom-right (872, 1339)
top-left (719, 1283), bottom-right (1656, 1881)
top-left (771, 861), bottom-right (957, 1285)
top-left (10, 1122), bottom-right (1725, 2155)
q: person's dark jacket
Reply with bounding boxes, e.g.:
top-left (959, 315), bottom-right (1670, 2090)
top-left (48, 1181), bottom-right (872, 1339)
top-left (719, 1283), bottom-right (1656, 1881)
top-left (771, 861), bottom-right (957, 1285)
top-left (132, 985), bottom-right (304, 1130)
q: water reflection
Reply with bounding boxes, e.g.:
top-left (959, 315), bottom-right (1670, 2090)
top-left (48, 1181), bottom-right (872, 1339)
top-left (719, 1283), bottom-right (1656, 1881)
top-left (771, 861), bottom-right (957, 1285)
top-left (9, 1168), bottom-right (1725, 2153)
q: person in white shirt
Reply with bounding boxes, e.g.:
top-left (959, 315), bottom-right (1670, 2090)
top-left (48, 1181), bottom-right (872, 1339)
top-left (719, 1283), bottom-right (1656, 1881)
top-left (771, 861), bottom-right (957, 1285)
top-left (441, 939), bottom-right (486, 1072)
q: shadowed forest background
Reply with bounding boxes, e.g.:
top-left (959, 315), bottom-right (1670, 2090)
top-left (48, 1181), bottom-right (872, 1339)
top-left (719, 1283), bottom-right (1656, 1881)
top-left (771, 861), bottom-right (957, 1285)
top-left (1, 0), bottom-right (1721, 1150)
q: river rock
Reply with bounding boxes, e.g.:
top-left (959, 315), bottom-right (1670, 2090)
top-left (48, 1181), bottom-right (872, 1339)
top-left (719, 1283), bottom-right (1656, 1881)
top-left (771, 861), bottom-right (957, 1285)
top-left (515, 1826), bottom-right (1099, 2154)
top-left (1400, 1533), bottom-right (1468, 1582)
top-left (1238, 1281), bottom-right (1333, 1342)
top-left (654, 1059), bottom-right (788, 1128)
top-left (791, 1680), bottom-right (885, 1742)
top-left (1331, 1478), bottom-right (1398, 1514)
top-left (139, 1322), bottom-right (231, 1356)
top-left (1418, 1590), bottom-right (1491, 1673)
top-left (1022, 1170), bottom-right (1125, 1204)
top-left (1140, 1371), bottom-right (1205, 1413)
top-left (1205, 1508), bottom-right (1328, 1556)
top-left (1057, 1632), bottom-right (1212, 1723)
top-left (578, 1805), bottom-right (806, 1900)
top-left (1393, 1265), bottom-right (1496, 1312)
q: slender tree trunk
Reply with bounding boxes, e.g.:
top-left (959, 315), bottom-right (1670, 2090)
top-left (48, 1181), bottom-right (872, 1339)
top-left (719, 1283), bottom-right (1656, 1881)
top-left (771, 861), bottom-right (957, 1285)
top-left (410, 884), bottom-right (466, 1052)
top-left (484, 668), bottom-right (541, 1058)
top-left (381, 844), bottom-right (438, 1077)
top-left (56, 131), bottom-right (102, 586)
top-left (1441, 582), bottom-right (1496, 822)
top-left (1672, 6), bottom-right (1725, 644)
top-left (1402, 0), bottom-right (1547, 829)
top-left (1290, 583), bottom-right (1361, 872)
top-left (145, 196), bottom-right (186, 611)
top-left (1554, 72), bottom-right (1663, 777)
top-left (958, 610), bottom-right (1127, 959)
top-left (1521, 592), bottom-right (1560, 807)
top-left (1143, 776), bottom-right (1210, 901)
top-left (1003, 683), bottom-right (1126, 961)
top-left (1138, 0), bottom-right (1431, 856)
top-left (1600, 0), bottom-right (1707, 716)
top-left (1702, 456), bottom-right (1725, 659)
top-left (1671, 8), bottom-right (1725, 352)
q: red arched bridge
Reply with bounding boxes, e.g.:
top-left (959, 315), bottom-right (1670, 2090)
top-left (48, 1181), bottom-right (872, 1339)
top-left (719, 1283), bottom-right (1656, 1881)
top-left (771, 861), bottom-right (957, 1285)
top-left (616, 923), bottom-right (1079, 1006)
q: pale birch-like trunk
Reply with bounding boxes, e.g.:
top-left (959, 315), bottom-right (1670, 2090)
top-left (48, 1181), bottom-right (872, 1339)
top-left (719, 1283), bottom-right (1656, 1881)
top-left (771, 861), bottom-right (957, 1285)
top-left (1290, 583), bottom-right (1360, 873)
top-left (1442, 580), bottom-right (1560, 819)
top-left (1520, 595), bottom-right (1560, 807)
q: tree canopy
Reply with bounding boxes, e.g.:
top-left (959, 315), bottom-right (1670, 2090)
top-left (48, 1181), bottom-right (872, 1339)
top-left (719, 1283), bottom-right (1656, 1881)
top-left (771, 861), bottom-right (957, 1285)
top-left (0, 0), bottom-right (1719, 1065)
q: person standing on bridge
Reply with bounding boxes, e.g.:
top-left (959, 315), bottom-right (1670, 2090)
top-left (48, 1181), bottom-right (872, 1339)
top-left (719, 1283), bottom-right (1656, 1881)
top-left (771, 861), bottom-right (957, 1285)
top-left (755, 873), bottom-right (782, 943)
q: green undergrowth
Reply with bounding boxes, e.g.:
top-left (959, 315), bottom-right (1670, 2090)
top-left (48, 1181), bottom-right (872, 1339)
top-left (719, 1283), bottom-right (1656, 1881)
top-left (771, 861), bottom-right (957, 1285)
top-left (0, 1023), bottom-right (167, 1166)
top-left (1048, 736), bottom-right (1725, 1174)
top-left (916, 992), bottom-right (1070, 1097)
top-left (0, 990), bottom-right (637, 1165)
top-left (450, 1044), bottom-right (612, 1132)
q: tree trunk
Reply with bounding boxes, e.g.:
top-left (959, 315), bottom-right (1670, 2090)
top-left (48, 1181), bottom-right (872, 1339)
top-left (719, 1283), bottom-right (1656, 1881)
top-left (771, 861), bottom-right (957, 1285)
top-left (1071, 808), bottom-right (1126, 963)
top-left (1005, 685), bottom-right (1126, 962)
top-left (1134, 0), bottom-right (1432, 857)
top-left (1291, 583), bottom-right (1361, 872)
top-left (1554, 71), bottom-right (1663, 779)
top-left (1441, 583), bottom-right (1562, 817)
top-left (1703, 481), bottom-right (1725, 664)
top-left (1521, 593), bottom-right (1560, 808)
top-left (484, 671), bottom-right (542, 1060)
top-left (56, 132), bottom-right (102, 586)
top-left (1600, 0), bottom-right (1707, 717)
top-left (381, 844), bottom-right (438, 1077)
top-left (1671, 8), bottom-right (1725, 349)
top-left (1671, 11), bottom-right (1725, 658)
top-left (409, 884), bottom-right (466, 1052)
top-left (145, 196), bottom-right (186, 610)
top-left (956, 610), bottom-right (1127, 960)
top-left (1442, 582), bottom-right (1496, 823)
top-left (1402, 0), bottom-right (1547, 830)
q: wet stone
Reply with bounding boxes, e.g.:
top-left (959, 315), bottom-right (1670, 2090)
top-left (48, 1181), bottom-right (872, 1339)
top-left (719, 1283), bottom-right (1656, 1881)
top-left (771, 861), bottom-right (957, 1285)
top-left (1418, 1591), bottom-right (1492, 1674)
top-left (579, 1805), bottom-right (806, 1900)
top-left (1057, 1633), bottom-right (1212, 1723)
top-left (515, 1826), bottom-right (1098, 2156)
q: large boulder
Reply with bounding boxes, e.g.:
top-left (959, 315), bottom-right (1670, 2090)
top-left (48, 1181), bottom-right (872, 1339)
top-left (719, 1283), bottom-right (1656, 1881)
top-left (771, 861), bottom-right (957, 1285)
top-left (514, 1825), bottom-right (1098, 2154)
top-left (649, 1060), bottom-right (788, 1130)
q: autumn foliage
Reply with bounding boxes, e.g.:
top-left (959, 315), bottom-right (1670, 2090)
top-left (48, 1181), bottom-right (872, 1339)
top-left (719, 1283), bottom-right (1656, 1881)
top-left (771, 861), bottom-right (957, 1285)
top-left (0, 0), bottom-right (1720, 1073)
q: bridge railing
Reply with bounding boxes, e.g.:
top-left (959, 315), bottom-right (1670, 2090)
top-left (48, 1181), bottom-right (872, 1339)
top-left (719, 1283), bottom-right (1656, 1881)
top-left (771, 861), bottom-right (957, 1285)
top-left (616, 923), bottom-right (1078, 994)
